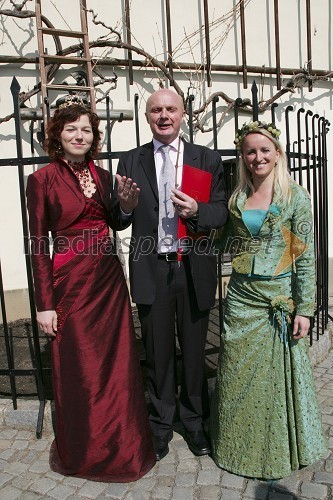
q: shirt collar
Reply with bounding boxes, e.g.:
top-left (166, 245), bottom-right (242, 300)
top-left (153, 136), bottom-right (181, 154)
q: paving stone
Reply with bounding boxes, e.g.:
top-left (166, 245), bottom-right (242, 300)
top-left (197, 468), bottom-right (221, 485)
top-left (268, 493), bottom-right (294, 500)
top-left (29, 477), bottom-right (57, 494)
top-left (176, 448), bottom-right (195, 459)
top-left (29, 439), bottom-right (49, 451)
top-left (48, 484), bottom-right (77, 499)
top-left (19, 450), bottom-right (40, 464)
top-left (125, 492), bottom-right (150, 500)
top-left (151, 485), bottom-right (172, 499)
top-left (171, 486), bottom-right (195, 499)
top-left (243, 480), bottom-right (269, 499)
top-left (0, 472), bottom-right (13, 487)
top-left (274, 474), bottom-right (301, 495)
top-left (141, 466), bottom-right (156, 478)
top-left (320, 405), bottom-right (333, 415)
top-left (0, 439), bottom-right (12, 450)
top-left (11, 471), bottom-right (40, 489)
top-left (10, 440), bottom-right (29, 450)
top-left (219, 488), bottom-right (242, 499)
top-left (325, 459), bottom-right (333, 472)
top-left (317, 359), bottom-right (333, 369)
top-left (173, 439), bottom-right (188, 450)
top-left (323, 381), bottom-right (333, 389)
top-left (176, 458), bottom-right (199, 473)
top-left (0, 429), bottom-right (17, 439)
top-left (0, 449), bottom-right (16, 460)
top-left (199, 485), bottom-right (221, 499)
top-left (158, 475), bottom-right (174, 487)
top-left (174, 472), bottom-right (196, 486)
top-left (39, 451), bottom-right (50, 461)
top-left (319, 389), bottom-right (332, 397)
top-left (3, 461), bottom-right (30, 476)
top-left (0, 485), bottom-right (22, 500)
top-left (131, 477), bottom-right (157, 491)
top-left (200, 455), bottom-right (217, 470)
top-left (314, 368), bottom-right (327, 374)
top-left (103, 483), bottom-right (130, 498)
top-left (16, 430), bottom-right (33, 440)
top-left (300, 481), bottom-right (328, 499)
top-left (28, 460), bottom-right (50, 474)
top-left (313, 471), bottom-right (333, 484)
top-left (45, 470), bottom-right (64, 481)
top-left (17, 494), bottom-right (41, 500)
top-left (321, 414), bottom-right (333, 425)
top-left (220, 470), bottom-right (245, 489)
top-left (158, 451), bottom-right (177, 464)
top-left (77, 481), bottom-right (107, 499)
top-left (157, 462), bottom-right (177, 476)
top-left (62, 476), bottom-right (87, 487)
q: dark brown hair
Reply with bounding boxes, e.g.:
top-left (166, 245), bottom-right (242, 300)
top-left (45, 105), bottom-right (101, 160)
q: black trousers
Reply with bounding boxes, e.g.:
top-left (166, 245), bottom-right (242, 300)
top-left (137, 256), bottom-right (210, 437)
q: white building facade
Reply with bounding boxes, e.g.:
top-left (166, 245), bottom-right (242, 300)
top-left (0, 0), bottom-right (332, 316)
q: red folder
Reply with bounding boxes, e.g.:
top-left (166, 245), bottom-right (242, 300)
top-left (177, 164), bottom-right (212, 240)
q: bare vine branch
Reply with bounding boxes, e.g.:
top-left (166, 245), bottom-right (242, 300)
top-left (85, 8), bottom-right (121, 42)
top-left (0, 3), bottom-right (332, 131)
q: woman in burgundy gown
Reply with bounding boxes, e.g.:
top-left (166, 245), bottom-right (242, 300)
top-left (26, 100), bottom-right (155, 482)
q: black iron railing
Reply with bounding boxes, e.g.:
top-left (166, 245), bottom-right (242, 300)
top-left (0, 78), bottom-right (330, 437)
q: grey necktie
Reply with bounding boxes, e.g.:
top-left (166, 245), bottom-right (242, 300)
top-left (158, 145), bottom-right (178, 252)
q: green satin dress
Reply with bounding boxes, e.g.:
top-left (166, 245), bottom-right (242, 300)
top-left (210, 210), bottom-right (327, 479)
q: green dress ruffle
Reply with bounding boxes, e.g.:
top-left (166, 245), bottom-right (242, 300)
top-left (210, 272), bottom-right (327, 479)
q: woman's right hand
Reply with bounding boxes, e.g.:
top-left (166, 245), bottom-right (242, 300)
top-left (37, 310), bottom-right (58, 338)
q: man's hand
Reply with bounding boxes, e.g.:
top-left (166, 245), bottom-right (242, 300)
top-left (171, 188), bottom-right (198, 219)
top-left (293, 315), bottom-right (310, 340)
top-left (116, 174), bottom-right (140, 214)
top-left (37, 310), bottom-right (57, 339)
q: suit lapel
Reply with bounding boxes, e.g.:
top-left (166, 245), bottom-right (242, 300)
top-left (140, 142), bottom-right (158, 201)
top-left (183, 140), bottom-right (201, 169)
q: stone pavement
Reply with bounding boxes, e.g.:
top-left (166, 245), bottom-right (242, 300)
top-left (0, 347), bottom-right (332, 500)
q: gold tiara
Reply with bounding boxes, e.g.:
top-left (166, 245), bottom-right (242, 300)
top-left (56, 95), bottom-right (90, 110)
top-left (234, 121), bottom-right (281, 150)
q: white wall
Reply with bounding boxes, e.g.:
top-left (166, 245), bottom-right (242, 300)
top-left (0, 0), bottom-right (332, 291)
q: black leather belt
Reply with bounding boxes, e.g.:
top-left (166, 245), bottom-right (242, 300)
top-left (157, 252), bottom-right (178, 262)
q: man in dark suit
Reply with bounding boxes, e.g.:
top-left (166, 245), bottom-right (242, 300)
top-left (113, 89), bottom-right (228, 460)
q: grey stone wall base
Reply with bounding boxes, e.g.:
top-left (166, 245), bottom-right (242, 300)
top-left (0, 398), bottom-right (54, 435)
top-left (309, 326), bottom-right (333, 367)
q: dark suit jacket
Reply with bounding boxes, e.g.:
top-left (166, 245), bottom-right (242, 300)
top-left (113, 140), bottom-right (228, 311)
top-left (26, 159), bottom-right (124, 311)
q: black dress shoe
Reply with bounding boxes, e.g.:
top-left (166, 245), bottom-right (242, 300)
top-left (184, 429), bottom-right (211, 456)
top-left (153, 431), bottom-right (173, 461)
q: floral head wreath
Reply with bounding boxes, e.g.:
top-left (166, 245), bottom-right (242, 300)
top-left (234, 120), bottom-right (281, 150)
top-left (56, 94), bottom-right (90, 110)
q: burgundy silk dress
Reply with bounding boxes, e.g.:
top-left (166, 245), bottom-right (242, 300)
top-left (27, 160), bottom-right (155, 482)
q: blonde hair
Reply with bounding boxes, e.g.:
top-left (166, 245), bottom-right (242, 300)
top-left (229, 128), bottom-right (293, 209)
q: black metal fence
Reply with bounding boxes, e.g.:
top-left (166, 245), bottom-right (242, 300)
top-left (0, 78), bottom-right (330, 436)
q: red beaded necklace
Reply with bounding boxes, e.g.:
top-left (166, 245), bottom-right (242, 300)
top-left (67, 159), bottom-right (97, 198)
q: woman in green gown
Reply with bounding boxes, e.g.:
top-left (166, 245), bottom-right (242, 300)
top-left (210, 121), bottom-right (327, 479)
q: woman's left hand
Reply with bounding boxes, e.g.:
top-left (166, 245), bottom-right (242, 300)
top-left (292, 315), bottom-right (310, 340)
top-left (116, 174), bottom-right (140, 214)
